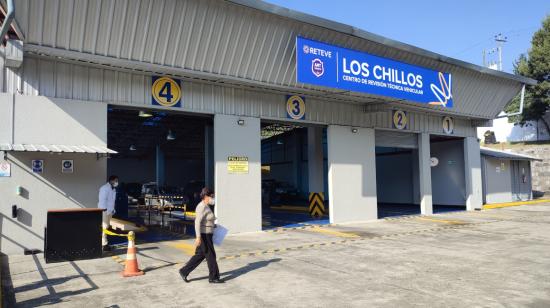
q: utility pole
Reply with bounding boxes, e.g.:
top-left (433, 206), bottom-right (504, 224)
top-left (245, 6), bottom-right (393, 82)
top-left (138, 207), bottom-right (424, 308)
top-left (494, 33), bottom-right (508, 71)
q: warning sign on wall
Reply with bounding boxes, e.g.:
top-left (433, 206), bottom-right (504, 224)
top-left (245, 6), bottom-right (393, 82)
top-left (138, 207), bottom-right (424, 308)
top-left (227, 156), bottom-right (249, 174)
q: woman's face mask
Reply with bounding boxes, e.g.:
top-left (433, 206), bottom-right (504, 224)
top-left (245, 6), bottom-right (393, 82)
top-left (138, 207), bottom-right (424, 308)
top-left (208, 197), bottom-right (215, 206)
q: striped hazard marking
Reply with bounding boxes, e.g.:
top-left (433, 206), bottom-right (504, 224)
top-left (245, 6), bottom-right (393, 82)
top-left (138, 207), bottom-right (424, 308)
top-left (309, 192), bottom-right (325, 218)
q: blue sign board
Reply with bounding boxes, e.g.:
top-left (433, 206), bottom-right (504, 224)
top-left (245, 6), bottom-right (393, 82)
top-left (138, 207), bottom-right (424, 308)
top-left (296, 37), bottom-right (453, 108)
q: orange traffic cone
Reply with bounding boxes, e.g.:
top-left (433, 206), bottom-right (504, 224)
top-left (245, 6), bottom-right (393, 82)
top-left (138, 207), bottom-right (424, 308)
top-left (121, 231), bottom-right (144, 277)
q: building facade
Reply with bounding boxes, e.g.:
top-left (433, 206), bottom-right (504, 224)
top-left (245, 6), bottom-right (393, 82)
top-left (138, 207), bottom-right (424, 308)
top-left (0, 0), bottom-right (536, 254)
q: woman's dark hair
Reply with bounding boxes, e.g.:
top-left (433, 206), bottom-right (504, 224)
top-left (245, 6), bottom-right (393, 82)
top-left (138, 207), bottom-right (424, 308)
top-left (200, 187), bottom-right (214, 199)
top-left (108, 175), bottom-right (119, 182)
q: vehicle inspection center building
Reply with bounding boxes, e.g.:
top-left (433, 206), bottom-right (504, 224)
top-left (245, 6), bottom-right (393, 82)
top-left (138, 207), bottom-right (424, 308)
top-left (0, 0), bottom-right (537, 254)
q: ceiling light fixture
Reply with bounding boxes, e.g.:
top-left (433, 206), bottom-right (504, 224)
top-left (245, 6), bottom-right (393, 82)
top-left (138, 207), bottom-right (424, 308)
top-left (166, 130), bottom-right (176, 141)
top-left (139, 110), bottom-right (153, 117)
top-left (129, 145), bottom-right (137, 151)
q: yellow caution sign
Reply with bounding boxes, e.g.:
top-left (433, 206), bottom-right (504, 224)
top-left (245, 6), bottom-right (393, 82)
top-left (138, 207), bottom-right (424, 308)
top-left (309, 192), bottom-right (325, 218)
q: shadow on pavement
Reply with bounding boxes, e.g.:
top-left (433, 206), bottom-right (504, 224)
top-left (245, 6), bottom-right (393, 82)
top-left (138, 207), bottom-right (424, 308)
top-left (187, 258), bottom-right (282, 282)
top-left (9, 255), bottom-right (99, 307)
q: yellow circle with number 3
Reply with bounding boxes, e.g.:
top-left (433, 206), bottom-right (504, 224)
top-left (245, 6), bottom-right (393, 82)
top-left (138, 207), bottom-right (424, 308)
top-left (152, 77), bottom-right (181, 107)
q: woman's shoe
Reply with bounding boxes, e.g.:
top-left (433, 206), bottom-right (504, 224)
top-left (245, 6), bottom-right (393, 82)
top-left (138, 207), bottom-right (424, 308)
top-left (179, 270), bottom-right (190, 283)
top-left (209, 278), bottom-right (225, 284)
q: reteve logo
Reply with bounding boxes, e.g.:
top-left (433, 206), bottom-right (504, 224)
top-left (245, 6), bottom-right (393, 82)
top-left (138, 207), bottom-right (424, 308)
top-left (311, 58), bottom-right (324, 77)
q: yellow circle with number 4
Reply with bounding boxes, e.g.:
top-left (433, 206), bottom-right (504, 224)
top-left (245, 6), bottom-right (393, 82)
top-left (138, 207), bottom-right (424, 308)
top-left (152, 77), bottom-right (181, 107)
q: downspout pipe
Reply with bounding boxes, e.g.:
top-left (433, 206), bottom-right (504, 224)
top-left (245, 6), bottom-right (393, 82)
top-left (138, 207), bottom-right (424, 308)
top-left (0, 0), bottom-right (15, 44)
top-left (496, 84), bottom-right (525, 119)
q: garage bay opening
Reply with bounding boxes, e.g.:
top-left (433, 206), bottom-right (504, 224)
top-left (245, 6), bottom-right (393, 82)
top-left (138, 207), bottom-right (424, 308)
top-left (261, 122), bottom-right (329, 229)
top-left (375, 130), bottom-right (421, 218)
top-left (107, 107), bottom-right (213, 243)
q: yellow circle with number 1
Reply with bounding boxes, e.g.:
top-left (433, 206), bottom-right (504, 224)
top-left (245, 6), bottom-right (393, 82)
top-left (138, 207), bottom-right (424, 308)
top-left (152, 77), bottom-right (182, 107)
top-left (393, 110), bottom-right (407, 130)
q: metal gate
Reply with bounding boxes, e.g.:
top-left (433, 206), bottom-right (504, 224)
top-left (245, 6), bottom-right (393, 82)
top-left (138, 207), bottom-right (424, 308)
top-left (375, 130), bottom-right (418, 148)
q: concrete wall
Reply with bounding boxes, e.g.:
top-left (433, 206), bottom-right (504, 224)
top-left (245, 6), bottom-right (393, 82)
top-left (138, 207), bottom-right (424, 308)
top-left (214, 114), bottom-right (262, 233)
top-left (464, 137), bottom-right (483, 210)
top-left (430, 139), bottom-right (467, 206)
top-left (0, 95), bottom-right (107, 254)
top-left (482, 157), bottom-right (513, 204)
top-left (328, 126), bottom-right (377, 223)
top-left (13, 96), bottom-right (106, 145)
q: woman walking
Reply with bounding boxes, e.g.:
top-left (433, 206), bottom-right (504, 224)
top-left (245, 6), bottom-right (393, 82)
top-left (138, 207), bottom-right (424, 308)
top-left (179, 188), bottom-right (224, 283)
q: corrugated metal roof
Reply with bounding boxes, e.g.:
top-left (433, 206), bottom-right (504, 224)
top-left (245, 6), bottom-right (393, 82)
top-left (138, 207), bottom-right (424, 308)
top-left (10, 0), bottom-right (532, 119)
top-left (0, 143), bottom-right (117, 154)
top-left (228, 0), bottom-right (536, 86)
top-left (480, 147), bottom-right (541, 161)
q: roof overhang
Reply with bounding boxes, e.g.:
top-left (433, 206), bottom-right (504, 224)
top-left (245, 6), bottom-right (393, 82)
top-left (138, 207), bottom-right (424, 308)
top-left (0, 143), bottom-right (117, 154)
top-left (480, 147), bottom-right (541, 161)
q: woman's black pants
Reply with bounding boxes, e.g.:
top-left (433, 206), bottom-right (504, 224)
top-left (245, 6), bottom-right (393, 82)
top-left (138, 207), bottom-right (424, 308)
top-left (180, 233), bottom-right (220, 280)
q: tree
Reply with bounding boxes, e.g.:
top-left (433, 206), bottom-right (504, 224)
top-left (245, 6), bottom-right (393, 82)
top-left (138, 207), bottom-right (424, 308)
top-left (505, 15), bottom-right (550, 135)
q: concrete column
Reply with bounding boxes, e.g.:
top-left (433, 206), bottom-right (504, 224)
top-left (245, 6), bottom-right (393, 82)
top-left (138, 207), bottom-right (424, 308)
top-left (204, 124), bottom-right (214, 188)
top-left (418, 133), bottom-right (433, 215)
top-left (327, 125), bottom-right (377, 223)
top-left (307, 126), bottom-right (324, 194)
top-left (293, 131), bottom-right (302, 190)
top-left (464, 136), bottom-right (483, 210)
top-left (214, 114), bottom-right (261, 233)
top-left (155, 145), bottom-right (165, 187)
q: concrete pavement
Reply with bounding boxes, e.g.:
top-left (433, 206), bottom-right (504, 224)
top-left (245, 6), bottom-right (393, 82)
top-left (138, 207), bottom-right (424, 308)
top-left (3, 203), bottom-right (550, 307)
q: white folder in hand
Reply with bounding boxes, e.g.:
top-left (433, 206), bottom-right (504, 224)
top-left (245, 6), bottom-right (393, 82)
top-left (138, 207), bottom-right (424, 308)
top-left (213, 224), bottom-right (228, 246)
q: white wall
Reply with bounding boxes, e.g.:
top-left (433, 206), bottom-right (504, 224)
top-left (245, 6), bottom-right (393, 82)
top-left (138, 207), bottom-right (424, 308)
top-left (477, 114), bottom-right (550, 142)
top-left (328, 126), bottom-right (377, 223)
top-left (214, 114), bottom-right (262, 233)
top-left (13, 96), bottom-right (106, 145)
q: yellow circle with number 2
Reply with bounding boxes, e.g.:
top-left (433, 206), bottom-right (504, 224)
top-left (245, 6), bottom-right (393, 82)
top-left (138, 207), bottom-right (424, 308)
top-left (152, 77), bottom-right (182, 107)
top-left (393, 110), bottom-right (408, 130)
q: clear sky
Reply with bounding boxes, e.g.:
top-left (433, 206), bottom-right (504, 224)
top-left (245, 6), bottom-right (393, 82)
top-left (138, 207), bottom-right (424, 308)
top-left (264, 0), bottom-right (549, 73)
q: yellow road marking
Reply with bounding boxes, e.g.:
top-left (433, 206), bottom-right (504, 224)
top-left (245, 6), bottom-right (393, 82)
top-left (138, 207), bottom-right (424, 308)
top-left (415, 217), bottom-right (466, 225)
top-left (270, 205), bottom-right (309, 213)
top-left (483, 199), bottom-right (550, 209)
top-left (166, 241), bottom-right (196, 256)
top-left (306, 226), bottom-right (359, 238)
